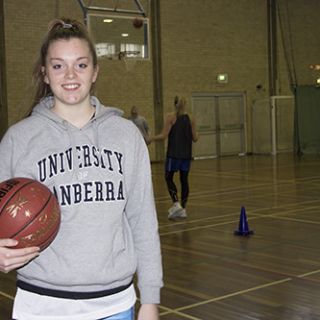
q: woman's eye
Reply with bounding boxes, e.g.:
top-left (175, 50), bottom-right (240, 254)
top-left (52, 64), bottom-right (62, 70)
top-left (78, 63), bottom-right (87, 69)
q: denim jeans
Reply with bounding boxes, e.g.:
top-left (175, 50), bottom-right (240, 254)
top-left (99, 307), bottom-right (134, 320)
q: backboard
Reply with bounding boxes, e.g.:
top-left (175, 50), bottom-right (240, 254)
top-left (77, 0), bottom-right (150, 60)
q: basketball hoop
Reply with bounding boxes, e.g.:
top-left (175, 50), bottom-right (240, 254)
top-left (118, 50), bottom-right (140, 72)
top-left (123, 57), bottom-right (137, 72)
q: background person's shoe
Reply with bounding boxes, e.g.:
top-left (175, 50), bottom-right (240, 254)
top-left (179, 208), bottom-right (187, 218)
top-left (168, 202), bottom-right (183, 220)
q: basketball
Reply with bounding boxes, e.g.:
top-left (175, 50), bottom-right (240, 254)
top-left (133, 17), bottom-right (144, 29)
top-left (0, 177), bottom-right (61, 251)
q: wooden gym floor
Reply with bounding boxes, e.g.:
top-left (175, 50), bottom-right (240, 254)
top-left (1, 153), bottom-right (320, 319)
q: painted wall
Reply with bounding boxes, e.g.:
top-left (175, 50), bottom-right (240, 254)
top-left (2, 0), bottom-right (320, 160)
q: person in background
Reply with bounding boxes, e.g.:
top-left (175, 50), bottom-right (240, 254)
top-left (150, 96), bottom-right (198, 220)
top-left (0, 17), bottom-right (162, 320)
top-left (128, 105), bottom-right (150, 144)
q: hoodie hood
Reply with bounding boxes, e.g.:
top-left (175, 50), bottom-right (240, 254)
top-left (30, 96), bottom-right (124, 182)
top-left (32, 96), bottom-right (124, 128)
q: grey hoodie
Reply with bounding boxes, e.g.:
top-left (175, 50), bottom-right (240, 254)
top-left (0, 96), bottom-right (163, 304)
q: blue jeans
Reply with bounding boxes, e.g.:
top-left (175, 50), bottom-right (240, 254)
top-left (99, 307), bottom-right (134, 320)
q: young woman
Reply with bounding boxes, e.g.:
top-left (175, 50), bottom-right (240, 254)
top-left (0, 18), bottom-right (162, 320)
top-left (150, 96), bottom-right (198, 220)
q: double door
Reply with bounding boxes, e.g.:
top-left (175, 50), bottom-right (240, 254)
top-left (191, 93), bottom-right (246, 158)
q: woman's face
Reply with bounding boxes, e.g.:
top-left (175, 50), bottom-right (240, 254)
top-left (43, 38), bottom-right (98, 108)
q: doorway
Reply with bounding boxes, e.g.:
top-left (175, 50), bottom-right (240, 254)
top-left (191, 92), bottom-right (246, 158)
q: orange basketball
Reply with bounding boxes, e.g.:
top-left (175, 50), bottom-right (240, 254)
top-left (0, 177), bottom-right (61, 251)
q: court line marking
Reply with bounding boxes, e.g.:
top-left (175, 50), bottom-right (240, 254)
top-left (269, 215), bottom-right (320, 225)
top-left (159, 298), bottom-right (203, 319)
top-left (172, 278), bottom-right (292, 312)
top-left (159, 211), bottom-right (249, 228)
top-left (155, 182), bottom-right (277, 202)
top-left (161, 269), bottom-right (320, 317)
top-left (298, 269), bottom-right (320, 278)
top-left (157, 199), bottom-right (313, 227)
top-left (159, 201), bottom-right (320, 235)
top-left (155, 173), bottom-right (320, 201)
top-left (164, 283), bottom-right (213, 300)
top-left (160, 308), bottom-right (201, 320)
top-left (0, 288), bottom-right (202, 320)
top-left (1, 165), bottom-right (318, 309)
top-left (158, 203), bottom-right (284, 229)
top-left (153, 161), bottom-right (320, 316)
top-left (162, 239), bottom-right (320, 282)
top-left (159, 218), bottom-right (241, 236)
top-left (0, 290), bottom-right (14, 300)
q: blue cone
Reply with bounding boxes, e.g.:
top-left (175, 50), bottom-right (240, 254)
top-left (234, 206), bottom-right (254, 236)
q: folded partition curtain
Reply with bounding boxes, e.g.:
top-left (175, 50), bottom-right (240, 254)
top-left (295, 85), bottom-right (320, 154)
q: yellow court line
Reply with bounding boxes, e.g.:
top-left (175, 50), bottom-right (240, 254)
top-left (269, 215), bottom-right (320, 225)
top-left (159, 201), bottom-right (320, 236)
top-left (175, 278), bottom-right (292, 312)
top-left (164, 311), bottom-right (202, 319)
top-left (298, 269), bottom-right (320, 278)
top-left (159, 213), bottom-right (266, 236)
top-left (160, 309), bottom-right (202, 320)
top-left (161, 271), bottom-right (320, 317)
top-left (159, 212), bottom-right (245, 229)
top-left (164, 283), bottom-right (213, 300)
top-left (159, 305), bottom-right (202, 319)
top-left (159, 218), bottom-right (241, 236)
top-left (155, 181), bottom-right (275, 203)
top-left (0, 290), bottom-right (14, 300)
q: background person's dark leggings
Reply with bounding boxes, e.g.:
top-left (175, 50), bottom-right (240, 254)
top-left (165, 170), bottom-right (189, 208)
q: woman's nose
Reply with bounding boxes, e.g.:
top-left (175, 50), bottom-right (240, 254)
top-left (65, 66), bottom-right (76, 79)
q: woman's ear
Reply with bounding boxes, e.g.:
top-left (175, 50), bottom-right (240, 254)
top-left (92, 65), bottom-right (99, 83)
top-left (41, 66), bottom-right (49, 84)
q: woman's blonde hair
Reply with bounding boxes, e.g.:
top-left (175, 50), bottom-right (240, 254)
top-left (174, 96), bottom-right (186, 116)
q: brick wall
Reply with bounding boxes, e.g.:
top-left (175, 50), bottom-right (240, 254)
top-left (3, 0), bottom-right (320, 160)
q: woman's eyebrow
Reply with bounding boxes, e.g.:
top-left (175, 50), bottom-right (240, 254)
top-left (48, 56), bottom-right (90, 62)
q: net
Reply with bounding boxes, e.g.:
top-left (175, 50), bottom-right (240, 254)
top-left (119, 50), bottom-right (140, 72)
top-left (252, 96), bottom-right (294, 155)
top-left (123, 57), bottom-right (137, 72)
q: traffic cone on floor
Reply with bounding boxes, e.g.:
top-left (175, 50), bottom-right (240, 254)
top-left (234, 206), bottom-right (254, 236)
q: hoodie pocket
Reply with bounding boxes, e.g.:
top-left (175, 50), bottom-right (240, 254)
top-left (111, 216), bottom-right (136, 274)
top-left (112, 225), bottom-right (126, 258)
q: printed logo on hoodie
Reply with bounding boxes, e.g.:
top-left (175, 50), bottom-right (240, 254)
top-left (37, 145), bottom-right (124, 206)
